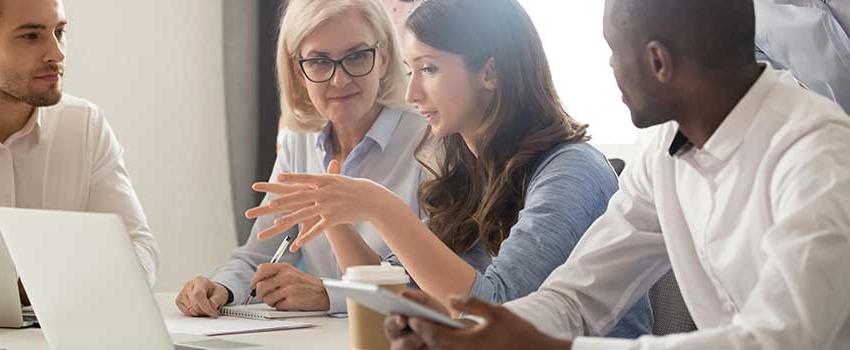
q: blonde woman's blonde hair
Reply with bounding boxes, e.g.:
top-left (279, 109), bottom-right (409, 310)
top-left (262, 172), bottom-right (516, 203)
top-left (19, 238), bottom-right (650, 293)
top-left (277, 0), bottom-right (408, 132)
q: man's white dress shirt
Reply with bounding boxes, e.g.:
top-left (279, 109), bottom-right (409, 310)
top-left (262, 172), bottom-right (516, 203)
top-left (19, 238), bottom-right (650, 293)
top-left (505, 67), bottom-right (850, 349)
top-left (0, 94), bottom-right (159, 286)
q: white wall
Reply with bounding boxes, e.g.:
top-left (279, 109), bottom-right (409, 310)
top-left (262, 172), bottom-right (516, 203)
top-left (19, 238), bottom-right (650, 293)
top-left (223, 0), bottom-right (261, 244)
top-left (518, 1), bottom-right (644, 164)
top-left (63, 0), bottom-right (238, 291)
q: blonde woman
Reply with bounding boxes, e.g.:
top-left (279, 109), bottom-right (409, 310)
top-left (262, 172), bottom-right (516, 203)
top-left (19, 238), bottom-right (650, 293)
top-left (175, 0), bottom-right (425, 316)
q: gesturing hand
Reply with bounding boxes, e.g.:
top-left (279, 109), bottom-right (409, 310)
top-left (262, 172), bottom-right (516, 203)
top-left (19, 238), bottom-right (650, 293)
top-left (245, 159), bottom-right (399, 251)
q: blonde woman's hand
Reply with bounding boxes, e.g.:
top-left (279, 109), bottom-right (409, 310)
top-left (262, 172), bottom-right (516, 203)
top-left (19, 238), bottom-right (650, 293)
top-left (175, 277), bottom-right (230, 318)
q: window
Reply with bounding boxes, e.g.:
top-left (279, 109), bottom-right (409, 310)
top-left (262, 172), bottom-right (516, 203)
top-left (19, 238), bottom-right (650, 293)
top-left (518, 1), bottom-right (642, 161)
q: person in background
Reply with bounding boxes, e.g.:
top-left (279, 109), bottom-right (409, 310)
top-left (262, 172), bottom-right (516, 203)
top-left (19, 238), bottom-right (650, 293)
top-left (381, 0), bottom-right (420, 34)
top-left (384, 0), bottom-right (850, 348)
top-left (175, 0), bottom-right (426, 317)
top-left (754, 0), bottom-right (850, 112)
top-left (249, 0), bottom-right (651, 338)
top-left (0, 0), bottom-right (160, 303)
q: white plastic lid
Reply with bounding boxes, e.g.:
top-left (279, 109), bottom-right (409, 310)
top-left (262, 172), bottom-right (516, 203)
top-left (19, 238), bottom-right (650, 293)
top-left (342, 263), bottom-right (410, 285)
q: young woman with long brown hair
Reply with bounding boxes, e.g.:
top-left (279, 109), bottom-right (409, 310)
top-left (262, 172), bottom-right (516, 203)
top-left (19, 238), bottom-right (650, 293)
top-left (247, 0), bottom-right (650, 337)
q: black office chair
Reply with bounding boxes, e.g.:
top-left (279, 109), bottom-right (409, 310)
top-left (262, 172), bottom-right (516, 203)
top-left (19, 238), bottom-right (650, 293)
top-left (608, 158), bottom-right (626, 176)
top-left (649, 270), bottom-right (698, 335)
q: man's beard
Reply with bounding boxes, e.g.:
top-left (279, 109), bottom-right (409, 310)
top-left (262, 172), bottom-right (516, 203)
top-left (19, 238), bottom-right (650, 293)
top-left (1, 89), bottom-right (63, 107)
top-left (20, 90), bottom-right (62, 106)
top-left (0, 64), bottom-right (64, 107)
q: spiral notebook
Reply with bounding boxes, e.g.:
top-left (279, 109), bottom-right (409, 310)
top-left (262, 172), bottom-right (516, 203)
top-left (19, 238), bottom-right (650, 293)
top-left (219, 304), bottom-right (327, 321)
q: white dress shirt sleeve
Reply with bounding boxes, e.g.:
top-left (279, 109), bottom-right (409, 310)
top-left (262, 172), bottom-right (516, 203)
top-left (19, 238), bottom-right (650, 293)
top-left (84, 109), bottom-right (160, 287)
top-left (519, 122), bottom-right (850, 349)
top-left (504, 141), bottom-right (670, 340)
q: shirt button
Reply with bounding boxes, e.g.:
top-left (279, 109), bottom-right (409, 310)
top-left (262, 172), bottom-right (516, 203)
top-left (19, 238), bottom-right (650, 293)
top-left (723, 302), bottom-right (735, 313)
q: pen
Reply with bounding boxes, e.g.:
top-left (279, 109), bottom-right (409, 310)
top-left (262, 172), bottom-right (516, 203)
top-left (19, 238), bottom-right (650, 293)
top-left (243, 235), bottom-right (293, 305)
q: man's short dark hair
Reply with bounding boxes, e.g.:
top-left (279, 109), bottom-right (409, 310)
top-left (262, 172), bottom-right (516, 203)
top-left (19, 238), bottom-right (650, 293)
top-left (616, 0), bottom-right (756, 70)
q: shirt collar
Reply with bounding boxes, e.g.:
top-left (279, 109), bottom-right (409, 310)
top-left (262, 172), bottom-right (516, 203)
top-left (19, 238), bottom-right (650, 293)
top-left (6, 107), bottom-right (43, 145)
top-left (668, 65), bottom-right (779, 160)
top-left (667, 130), bottom-right (693, 156)
top-left (364, 106), bottom-right (402, 151)
top-left (314, 106), bottom-right (402, 153)
top-left (32, 107), bottom-right (44, 143)
top-left (315, 122), bottom-right (333, 153)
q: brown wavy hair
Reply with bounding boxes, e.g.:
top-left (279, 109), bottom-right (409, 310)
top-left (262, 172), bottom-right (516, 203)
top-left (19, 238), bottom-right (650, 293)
top-left (407, 0), bottom-right (590, 256)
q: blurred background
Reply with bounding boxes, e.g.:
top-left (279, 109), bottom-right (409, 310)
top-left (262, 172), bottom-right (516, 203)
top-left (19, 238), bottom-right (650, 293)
top-left (61, 0), bottom-right (646, 292)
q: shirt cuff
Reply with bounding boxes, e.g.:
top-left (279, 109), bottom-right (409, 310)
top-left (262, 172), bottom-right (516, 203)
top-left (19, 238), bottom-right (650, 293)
top-left (572, 337), bottom-right (638, 350)
top-left (208, 274), bottom-right (249, 307)
top-left (133, 244), bottom-right (158, 287)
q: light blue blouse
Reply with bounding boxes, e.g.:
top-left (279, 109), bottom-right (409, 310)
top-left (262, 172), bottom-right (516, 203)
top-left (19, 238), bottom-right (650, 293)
top-left (390, 142), bottom-right (652, 338)
top-left (208, 106), bottom-right (427, 312)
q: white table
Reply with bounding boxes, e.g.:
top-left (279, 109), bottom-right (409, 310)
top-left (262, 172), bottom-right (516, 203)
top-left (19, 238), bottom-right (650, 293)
top-left (0, 293), bottom-right (350, 349)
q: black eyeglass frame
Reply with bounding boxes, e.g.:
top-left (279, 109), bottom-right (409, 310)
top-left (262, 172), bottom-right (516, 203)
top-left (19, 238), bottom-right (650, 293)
top-left (298, 44), bottom-right (382, 83)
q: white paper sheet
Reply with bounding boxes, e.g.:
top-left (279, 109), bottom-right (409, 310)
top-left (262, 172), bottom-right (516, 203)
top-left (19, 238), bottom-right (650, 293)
top-left (165, 316), bottom-right (312, 336)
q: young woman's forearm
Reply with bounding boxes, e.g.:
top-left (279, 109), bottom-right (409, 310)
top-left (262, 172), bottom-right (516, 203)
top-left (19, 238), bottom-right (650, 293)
top-left (324, 224), bottom-right (382, 271)
top-left (370, 192), bottom-right (478, 305)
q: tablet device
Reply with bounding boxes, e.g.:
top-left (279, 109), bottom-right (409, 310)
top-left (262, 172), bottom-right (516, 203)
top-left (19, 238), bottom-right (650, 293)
top-left (323, 279), bottom-right (466, 329)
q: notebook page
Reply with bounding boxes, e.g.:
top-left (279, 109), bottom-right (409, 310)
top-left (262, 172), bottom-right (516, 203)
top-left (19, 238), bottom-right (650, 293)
top-left (165, 316), bottom-right (312, 336)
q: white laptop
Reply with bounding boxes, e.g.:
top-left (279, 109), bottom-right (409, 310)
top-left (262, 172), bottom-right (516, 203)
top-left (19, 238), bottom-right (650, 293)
top-left (0, 208), bottom-right (268, 350)
top-left (0, 232), bottom-right (36, 328)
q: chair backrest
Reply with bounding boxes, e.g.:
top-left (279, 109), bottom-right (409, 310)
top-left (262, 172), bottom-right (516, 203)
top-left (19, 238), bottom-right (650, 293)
top-left (608, 158), bottom-right (626, 176)
top-left (648, 270), bottom-right (697, 335)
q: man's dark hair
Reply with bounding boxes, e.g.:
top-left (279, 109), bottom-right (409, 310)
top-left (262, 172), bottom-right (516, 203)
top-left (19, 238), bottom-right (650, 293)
top-left (616, 0), bottom-right (756, 70)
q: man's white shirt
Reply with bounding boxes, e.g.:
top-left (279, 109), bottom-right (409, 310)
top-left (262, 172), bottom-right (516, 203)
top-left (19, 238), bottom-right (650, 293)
top-left (0, 94), bottom-right (159, 286)
top-left (505, 67), bottom-right (850, 349)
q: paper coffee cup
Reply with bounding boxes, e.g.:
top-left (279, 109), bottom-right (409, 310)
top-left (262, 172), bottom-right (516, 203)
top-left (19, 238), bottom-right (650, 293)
top-left (343, 263), bottom-right (410, 350)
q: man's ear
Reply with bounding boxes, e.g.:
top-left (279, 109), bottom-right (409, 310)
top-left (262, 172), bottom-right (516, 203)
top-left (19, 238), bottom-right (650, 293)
top-left (482, 57), bottom-right (498, 91)
top-left (646, 40), bottom-right (674, 83)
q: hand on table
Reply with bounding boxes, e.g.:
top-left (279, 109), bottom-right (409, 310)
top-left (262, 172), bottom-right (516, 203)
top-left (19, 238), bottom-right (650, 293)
top-left (175, 276), bottom-right (230, 318)
top-left (251, 263), bottom-right (330, 311)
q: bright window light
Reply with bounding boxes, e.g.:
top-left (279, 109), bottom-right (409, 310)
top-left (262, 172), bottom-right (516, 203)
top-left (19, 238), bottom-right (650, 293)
top-left (518, 1), bottom-right (638, 145)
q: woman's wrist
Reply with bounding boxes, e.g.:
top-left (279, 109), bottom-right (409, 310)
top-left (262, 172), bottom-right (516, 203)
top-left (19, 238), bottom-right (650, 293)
top-left (365, 182), bottom-right (409, 226)
top-left (323, 224), bottom-right (355, 237)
